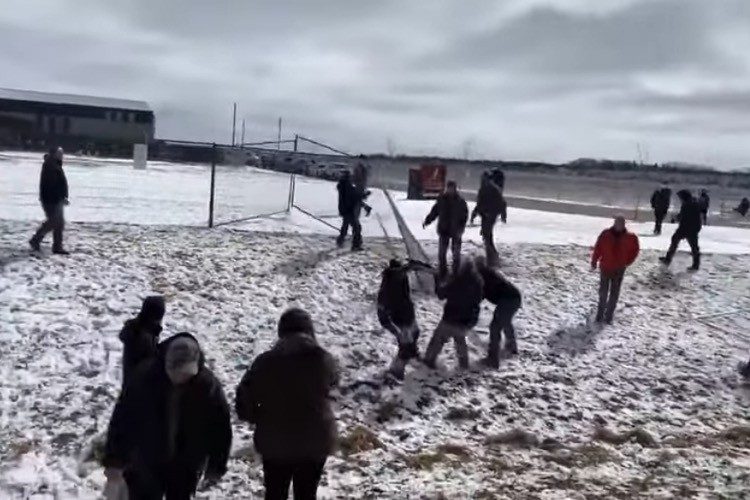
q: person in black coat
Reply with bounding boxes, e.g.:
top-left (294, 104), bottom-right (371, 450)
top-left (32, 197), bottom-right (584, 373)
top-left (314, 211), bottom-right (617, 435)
top-left (423, 259), bottom-right (484, 369)
top-left (471, 172), bottom-right (507, 267)
top-left (423, 181), bottom-right (469, 277)
top-left (377, 259), bottom-right (422, 379)
top-left (475, 257), bottom-right (522, 368)
top-left (650, 186), bottom-right (671, 235)
top-left (235, 308), bottom-right (338, 500)
top-left (698, 189), bottom-right (710, 225)
top-left (119, 296), bottom-right (166, 387)
top-left (336, 171), bottom-right (366, 251)
top-left (102, 333), bottom-right (232, 499)
top-left (660, 189), bottom-right (702, 270)
top-left (735, 197), bottom-right (750, 217)
top-left (30, 147), bottom-right (69, 254)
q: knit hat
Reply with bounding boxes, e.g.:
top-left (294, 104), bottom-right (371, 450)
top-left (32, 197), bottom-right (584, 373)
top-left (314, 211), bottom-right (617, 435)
top-left (138, 296), bottom-right (166, 324)
top-left (165, 335), bottom-right (200, 381)
top-left (278, 308), bottom-right (314, 338)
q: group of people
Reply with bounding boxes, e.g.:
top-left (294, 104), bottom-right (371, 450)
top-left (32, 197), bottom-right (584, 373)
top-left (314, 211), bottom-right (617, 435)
top-left (103, 302), bottom-right (338, 500)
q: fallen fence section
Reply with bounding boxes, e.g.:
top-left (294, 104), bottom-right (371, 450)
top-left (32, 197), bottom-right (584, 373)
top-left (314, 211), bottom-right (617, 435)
top-left (382, 189), bottom-right (434, 293)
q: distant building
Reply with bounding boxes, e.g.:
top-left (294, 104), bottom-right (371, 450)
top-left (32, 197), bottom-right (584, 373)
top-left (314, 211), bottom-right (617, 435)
top-left (0, 88), bottom-right (155, 151)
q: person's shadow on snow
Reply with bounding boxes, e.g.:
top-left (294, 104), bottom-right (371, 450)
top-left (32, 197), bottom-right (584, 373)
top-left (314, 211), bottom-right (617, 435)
top-left (546, 315), bottom-right (604, 356)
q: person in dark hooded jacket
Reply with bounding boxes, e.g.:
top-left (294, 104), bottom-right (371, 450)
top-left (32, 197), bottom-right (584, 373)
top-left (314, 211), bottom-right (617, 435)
top-left (423, 259), bottom-right (484, 370)
top-left (698, 189), bottom-right (710, 225)
top-left (660, 189), bottom-right (702, 270)
top-left (423, 181), bottom-right (469, 277)
top-left (377, 259), bottom-right (422, 379)
top-left (336, 171), bottom-right (365, 251)
top-left (735, 197), bottom-right (750, 217)
top-left (471, 172), bottom-right (507, 267)
top-left (650, 186), bottom-right (671, 235)
top-left (30, 147), bottom-right (69, 254)
top-left (119, 296), bottom-right (166, 387)
top-left (102, 333), bottom-right (232, 499)
top-left (235, 308), bottom-right (338, 500)
top-left (475, 256), bottom-right (522, 368)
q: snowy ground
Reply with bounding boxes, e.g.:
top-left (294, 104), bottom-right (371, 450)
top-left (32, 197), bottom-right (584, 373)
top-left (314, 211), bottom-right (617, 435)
top-left (2, 153), bottom-right (750, 499)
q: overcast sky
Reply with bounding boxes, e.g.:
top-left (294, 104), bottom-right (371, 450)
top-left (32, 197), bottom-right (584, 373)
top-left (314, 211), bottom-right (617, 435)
top-left (1, 0), bottom-right (749, 169)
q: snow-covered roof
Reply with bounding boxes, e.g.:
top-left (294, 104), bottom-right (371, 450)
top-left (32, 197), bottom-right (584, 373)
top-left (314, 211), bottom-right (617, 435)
top-left (0, 87), bottom-right (151, 112)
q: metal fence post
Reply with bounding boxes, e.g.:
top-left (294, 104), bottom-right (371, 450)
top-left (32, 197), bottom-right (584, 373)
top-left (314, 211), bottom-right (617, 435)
top-left (208, 143), bottom-right (217, 228)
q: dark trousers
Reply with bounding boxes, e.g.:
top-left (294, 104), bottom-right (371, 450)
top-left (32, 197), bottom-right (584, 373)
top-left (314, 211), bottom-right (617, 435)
top-left (488, 297), bottom-right (521, 361)
top-left (424, 320), bottom-right (470, 369)
top-left (437, 234), bottom-right (462, 276)
top-left (263, 459), bottom-right (326, 500)
top-left (337, 212), bottom-right (362, 249)
top-left (665, 230), bottom-right (700, 268)
top-left (125, 466), bottom-right (198, 500)
top-left (31, 202), bottom-right (65, 250)
top-left (597, 270), bottom-right (625, 322)
top-left (701, 210), bottom-right (708, 226)
top-left (653, 210), bottom-right (667, 235)
top-left (480, 216), bottom-right (499, 266)
top-left (379, 314), bottom-right (420, 378)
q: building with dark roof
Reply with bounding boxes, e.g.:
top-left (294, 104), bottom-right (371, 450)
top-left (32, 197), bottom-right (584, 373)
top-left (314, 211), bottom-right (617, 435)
top-left (0, 88), bottom-right (155, 151)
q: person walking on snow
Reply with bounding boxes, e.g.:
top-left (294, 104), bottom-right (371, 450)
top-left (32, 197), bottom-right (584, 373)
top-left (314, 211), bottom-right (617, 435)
top-left (591, 216), bottom-right (640, 324)
top-left (423, 259), bottom-right (484, 370)
top-left (698, 189), bottom-right (710, 225)
top-left (377, 259), bottom-right (422, 379)
top-left (235, 308), bottom-right (338, 500)
top-left (475, 256), bottom-right (522, 368)
top-left (650, 185), bottom-right (671, 235)
top-left (471, 172), bottom-right (507, 267)
top-left (336, 170), bottom-right (365, 251)
top-left (30, 146), bottom-right (69, 254)
top-left (102, 333), bottom-right (232, 499)
top-left (660, 189), bottom-right (702, 271)
top-left (735, 197), bottom-right (749, 217)
top-left (423, 181), bottom-right (469, 277)
top-left (119, 296), bottom-right (166, 388)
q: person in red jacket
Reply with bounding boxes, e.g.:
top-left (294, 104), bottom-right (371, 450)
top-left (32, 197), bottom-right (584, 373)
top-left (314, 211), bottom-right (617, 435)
top-left (591, 216), bottom-right (640, 324)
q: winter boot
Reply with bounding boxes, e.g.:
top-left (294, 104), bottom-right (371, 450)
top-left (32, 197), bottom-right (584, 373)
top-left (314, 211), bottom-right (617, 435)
top-left (52, 248), bottom-right (70, 255)
top-left (29, 238), bottom-right (41, 252)
top-left (504, 339), bottom-right (518, 356)
top-left (688, 254), bottom-right (700, 271)
top-left (659, 256), bottom-right (671, 266)
top-left (740, 361), bottom-right (750, 379)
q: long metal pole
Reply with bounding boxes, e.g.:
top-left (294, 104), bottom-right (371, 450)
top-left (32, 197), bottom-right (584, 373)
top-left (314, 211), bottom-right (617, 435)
top-left (208, 143), bottom-right (217, 228)
top-left (277, 117), bottom-right (282, 150)
top-left (240, 119), bottom-right (246, 149)
top-left (232, 103), bottom-right (237, 146)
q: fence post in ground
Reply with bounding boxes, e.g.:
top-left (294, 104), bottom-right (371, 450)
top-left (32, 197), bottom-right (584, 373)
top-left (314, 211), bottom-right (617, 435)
top-left (208, 143), bottom-right (217, 228)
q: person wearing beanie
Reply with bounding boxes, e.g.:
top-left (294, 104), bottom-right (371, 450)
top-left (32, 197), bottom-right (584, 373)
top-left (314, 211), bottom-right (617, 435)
top-left (423, 181), bottom-right (469, 277)
top-left (103, 333), bottom-right (232, 499)
top-left (29, 146), bottom-right (69, 254)
top-left (235, 308), bottom-right (339, 500)
top-left (119, 296), bottom-right (166, 387)
top-left (377, 259), bottom-right (421, 379)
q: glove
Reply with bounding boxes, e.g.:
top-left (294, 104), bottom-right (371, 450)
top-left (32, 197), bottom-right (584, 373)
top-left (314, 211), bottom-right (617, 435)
top-left (590, 263), bottom-right (597, 271)
top-left (64, 199), bottom-right (70, 206)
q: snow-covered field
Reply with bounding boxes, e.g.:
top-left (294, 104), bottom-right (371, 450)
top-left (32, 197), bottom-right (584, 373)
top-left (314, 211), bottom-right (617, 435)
top-left (2, 153), bottom-right (750, 499)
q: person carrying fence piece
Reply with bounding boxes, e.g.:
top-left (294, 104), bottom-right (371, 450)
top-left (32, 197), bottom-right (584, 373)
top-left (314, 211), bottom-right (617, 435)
top-left (423, 259), bottom-right (483, 370)
top-left (336, 170), bottom-right (365, 251)
top-left (377, 259), bottom-right (425, 379)
top-left (475, 256), bottom-right (522, 368)
top-left (660, 189), bottom-right (702, 271)
top-left (471, 171), bottom-right (507, 267)
top-left (650, 185), bottom-right (671, 235)
top-left (591, 216), bottom-right (640, 324)
top-left (102, 333), bottom-right (232, 499)
top-left (235, 308), bottom-right (338, 500)
top-left (30, 146), bottom-right (70, 254)
top-left (423, 181), bottom-right (469, 277)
